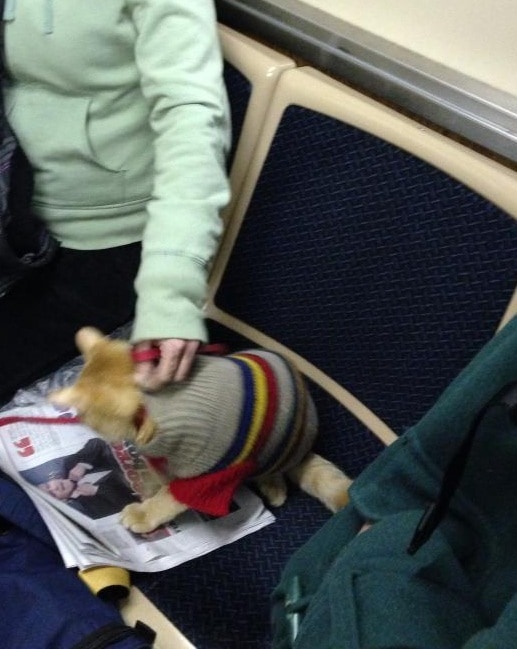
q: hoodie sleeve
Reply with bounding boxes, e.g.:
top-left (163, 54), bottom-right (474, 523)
top-left (127, 0), bottom-right (231, 342)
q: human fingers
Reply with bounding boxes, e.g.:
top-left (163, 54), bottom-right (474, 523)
top-left (133, 341), bottom-right (156, 391)
top-left (154, 339), bottom-right (200, 385)
top-left (172, 339), bottom-right (200, 382)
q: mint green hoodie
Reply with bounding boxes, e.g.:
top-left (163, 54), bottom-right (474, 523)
top-left (3, 0), bottom-right (231, 342)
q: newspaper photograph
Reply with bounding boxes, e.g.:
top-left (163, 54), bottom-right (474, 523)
top-left (0, 401), bottom-right (275, 572)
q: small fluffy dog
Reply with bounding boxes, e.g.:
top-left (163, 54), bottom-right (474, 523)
top-left (51, 327), bottom-right (352, 533)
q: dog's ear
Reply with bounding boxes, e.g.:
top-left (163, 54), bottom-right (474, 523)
top-left (49, 386), bottom-right (89, 413)
top-left (75, 327), bottom-right (105, 357)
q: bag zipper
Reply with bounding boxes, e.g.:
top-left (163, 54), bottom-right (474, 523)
top-left (71, 622), bottom-right (154, 649)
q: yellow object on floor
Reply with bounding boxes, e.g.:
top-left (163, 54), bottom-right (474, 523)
top-left (79, 565), bottom-right (131, 601)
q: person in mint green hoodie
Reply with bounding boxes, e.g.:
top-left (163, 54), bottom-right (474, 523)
top-left (0, 0), bottom-right (231, 404)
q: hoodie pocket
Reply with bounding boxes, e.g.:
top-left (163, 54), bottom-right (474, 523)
top-left (6, 85), bottom-right (126, 207)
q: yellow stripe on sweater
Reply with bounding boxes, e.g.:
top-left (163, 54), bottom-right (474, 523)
top-left (230, 353), bottom-right (269, 464)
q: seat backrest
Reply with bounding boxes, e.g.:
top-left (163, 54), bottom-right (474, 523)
top-left (219, 24), bottom-right (295, 224)
top-left (207, 65), bottom-right (517, 448)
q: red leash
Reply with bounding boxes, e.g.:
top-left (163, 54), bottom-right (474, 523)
top-left (0, 345), bottom-right (229, 427)
top-left (0, 415), bottom-right (81, 427)
top-left (0, 414), bottom-right (82, 457)
top-left (131, 342), bottom-right (228, 364)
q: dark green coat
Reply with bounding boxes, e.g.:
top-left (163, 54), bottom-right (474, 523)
top-left (273, 315), bottom-right (517, 648)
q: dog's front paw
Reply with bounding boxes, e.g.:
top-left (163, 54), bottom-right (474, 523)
top-left (120, 502), bottom-right (161, 534)
top-left (119, 486), bottom-right (188, 534)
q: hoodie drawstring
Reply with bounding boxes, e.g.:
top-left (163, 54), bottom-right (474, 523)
top-left (3, 1), bottom-right (52, 34)
top-left (3, 0), bottom-right (16, 21)
top-left (44, 0), bottom-right (54, 35)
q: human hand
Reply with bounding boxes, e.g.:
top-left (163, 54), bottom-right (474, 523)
top-left (133, 338), bottom-right (200, 391)
top-left (68, 462), bottom-right (92, 482)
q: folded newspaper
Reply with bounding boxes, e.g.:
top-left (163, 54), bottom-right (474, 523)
top-left (0, 401), bottom-right (275, 572)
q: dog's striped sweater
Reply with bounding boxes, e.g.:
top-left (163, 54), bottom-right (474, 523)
top-left (140, 350), bottom-right (317, 516)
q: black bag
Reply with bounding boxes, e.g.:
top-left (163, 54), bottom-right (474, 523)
top-left (0, 5), bottom-right (58, 297)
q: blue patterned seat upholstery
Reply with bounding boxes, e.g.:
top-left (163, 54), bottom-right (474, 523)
top-left (135, 64), bottom-right (517, 649)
